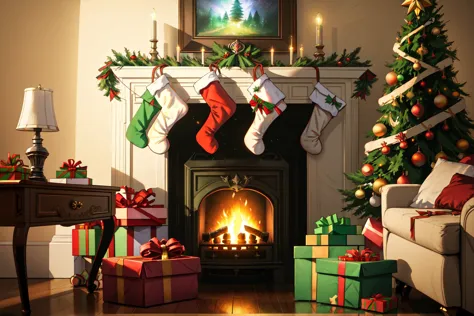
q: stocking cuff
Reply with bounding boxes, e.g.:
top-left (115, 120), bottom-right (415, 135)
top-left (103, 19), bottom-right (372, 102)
top-left (309, 82), bottom-right (346, 117)
top-left (248, 74), bottom-right (285, 105)
top-left (147, 75), bottom-right (170, 96)
top-left (194, 71), bottom-right (220, 94)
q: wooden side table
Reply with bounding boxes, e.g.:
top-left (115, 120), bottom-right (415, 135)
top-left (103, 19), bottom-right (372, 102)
top-left (0, 180), bottom-right (119, 315)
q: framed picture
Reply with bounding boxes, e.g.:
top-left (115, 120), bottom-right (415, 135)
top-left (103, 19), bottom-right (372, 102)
top-left (179, 0), bottom-right (296, 52)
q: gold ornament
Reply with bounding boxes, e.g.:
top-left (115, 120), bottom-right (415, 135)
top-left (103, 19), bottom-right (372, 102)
top-left (392, 99), bottom-right (399, 107)
top-left (373, 178), bottom-right (388, 195)
top-left (401, 0), bottom-right (433, 17)
top-left (413, 62), bottom-right (422, 71)
top-left (372, 123), bottom-right (387, 137)
top-left (435, 151), bottom-right (448, 162)
top-left (355, 188), bottom-right (366, 199)
top-left (456, 139), bottom-right (470, 152)
top-left (434, 94), bottom-right (448, 109)
top-left (431, 27), bottom-right (441, 35)
top-left (452, 91), bottom-right (460, 98)
top-left (417, 44), bottom-right (428, 56)
top-left (406, 91), bottom-right (415, 99)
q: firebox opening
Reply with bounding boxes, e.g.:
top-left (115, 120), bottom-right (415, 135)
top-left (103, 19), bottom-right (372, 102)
top-left (199, 188), bottom-right (273, 246)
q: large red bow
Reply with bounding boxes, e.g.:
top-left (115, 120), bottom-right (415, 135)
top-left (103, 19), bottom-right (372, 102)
top-left (60, 159), bottom-right (86, 172)
top-left (338, 248), bottom-right (380, 261)
top-left (0, 153), bottom-right (26, 173)
top-left (410, 210), bottom-right (461, 240)
top-left (370, 294), bottom-right (385, 302)
top-left (140, 237), bottom-right (185, 259)
top-left (115, 186), bottom-right (155, 208)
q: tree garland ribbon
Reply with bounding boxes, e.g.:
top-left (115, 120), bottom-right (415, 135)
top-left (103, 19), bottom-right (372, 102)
top-left (364, 99), bottom-right (466, 154)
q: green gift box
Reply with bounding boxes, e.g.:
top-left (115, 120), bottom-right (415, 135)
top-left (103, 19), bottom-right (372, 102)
top-left (315, 214), bottom-right (351, 228)
top-left (314, 225), bottom-right (362, 235)
top-left (56, 159), bottom-right (87, 178)
top-left (72, 228), bottom-right (102, 257)
top-left (361, 295), bottom-right (398, 313)
top-left (0, 153), bottom-right (30, 180)
top-left (315, 258), bottom-right (397, 309)
top-left (305, 234), bottom-right (365, 246)
top-left (294, 245), bottom-right (365, 301)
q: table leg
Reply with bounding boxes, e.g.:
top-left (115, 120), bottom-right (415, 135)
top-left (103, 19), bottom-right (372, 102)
top-left (87, 217), bottom-right (115, 293)
top-left (13, 224), bottom-right (30, 316)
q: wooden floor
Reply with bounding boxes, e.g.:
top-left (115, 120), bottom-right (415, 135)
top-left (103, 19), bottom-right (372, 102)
top-left (0, 278), bottom-right (451, 316)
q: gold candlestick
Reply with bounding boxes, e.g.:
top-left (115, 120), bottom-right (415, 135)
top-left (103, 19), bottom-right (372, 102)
top-left (150, 39), bottom-right (159, 61)
top-left (314, 44), bottom-right (325, 60)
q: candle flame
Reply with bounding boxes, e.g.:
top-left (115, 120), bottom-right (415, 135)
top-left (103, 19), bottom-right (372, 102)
top-left (270, 47), bottom-right (274, 53)
top-left (316, 13), bottom-right (323, 26)
top-left (201, 47), bottom-right (205, 52)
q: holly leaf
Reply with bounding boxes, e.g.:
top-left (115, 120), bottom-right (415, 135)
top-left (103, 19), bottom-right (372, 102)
top-left (325, 95), bottom-right (343, 109)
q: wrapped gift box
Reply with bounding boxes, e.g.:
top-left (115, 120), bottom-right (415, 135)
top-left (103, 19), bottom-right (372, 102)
top-left (72, 227), bottom-right (103, 257)
top-left (363, 218), bottom-right (383, 248)
top-left (305, 234), bottom-right (365, 246)
top-left (294, 245), bottom-right (364, 301)
top-left (56, 159), bottom-right (87, 178)
top-left (314, 224), bottom-right (362, 235)
top-left (50, 178), bottom-right (92, 185)
top-left (361, 295), bottom-right (398, 313)
top-left (115, 207), bottom-right (167, 226)
top-left (102, 256), bottom-right (201, 307)
top-left (315, 258), bottom-right (397, 308)
top-left (0, 153), bottom-right (30, 180)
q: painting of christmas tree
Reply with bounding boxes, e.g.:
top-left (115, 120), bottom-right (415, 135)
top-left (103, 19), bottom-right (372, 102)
top-left (195, 0), bottom-right (279, 37)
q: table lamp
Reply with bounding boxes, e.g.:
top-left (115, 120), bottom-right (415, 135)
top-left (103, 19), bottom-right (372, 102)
top-left (16, 85), bottom-right (59, 181)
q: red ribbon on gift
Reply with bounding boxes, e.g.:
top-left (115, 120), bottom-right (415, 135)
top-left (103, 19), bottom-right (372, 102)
top-left (116, 187), bottom-right (167, 225)
top-left (139, 237), bottom-right (185, 259)
top-left (60, 159), bottom-right (87, 178)
top-left (338, 248), bottom-right (380, 262)
top-left (367, 293), bottom-right (386, 310)
top-left (410, 210), bottom-right (461, 240)
top-left (0, 153), bottom-right (26, 173)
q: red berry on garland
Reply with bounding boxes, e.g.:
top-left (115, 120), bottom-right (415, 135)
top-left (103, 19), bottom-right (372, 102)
top-left (420, 81), bottom-right (426, 88)
top-left (381, 142), bottom-right (391, 155)
top-left (425, 130), bottom-right (434, 140)
top-left (337, 61), bottom-right (343, 67)
top-left (361, 164), bottom-right (374, 177)
top-left (411, 102), bottom-right (424, 118)
top-left (224, 52), bottom-right (230, 58)
top-left (244, 52), bottom-right (250, 57)
top-left (397, 172), bottom-right (411, 184)
top-left (130, 55), bottom-right (137, 60)
top-left (346, 57), bottom-right (351, 62)
top-left (442, 120), bottom-right (450, 131)
top-left (412, 149), bottom-right (427, 167)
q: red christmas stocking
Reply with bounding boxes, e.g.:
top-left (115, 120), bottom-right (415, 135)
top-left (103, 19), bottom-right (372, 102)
top-left (193, 65), bottom-right (236, 154)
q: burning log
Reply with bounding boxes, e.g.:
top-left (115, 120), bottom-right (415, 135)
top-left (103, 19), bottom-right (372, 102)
top-left (223, 233), bottom-right (231, 244)
top-left (213, 237), bottom-right (221, 244)
top-left (249, 234), bottom-right (257, 244)
top-left (244, 225), bottom-right (269, 243)
top-left (237, 233), bottom-right (246, 244)
top-left (202, 226), bottom-right (228, 242)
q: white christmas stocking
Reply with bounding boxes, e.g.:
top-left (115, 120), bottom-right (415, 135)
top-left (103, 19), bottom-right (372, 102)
top-left (245, 70), bottom-right (287, 155)
top-left (300, 82), bottom-right (346, 155)
top-left (147, 74), bottom-right (188, 154)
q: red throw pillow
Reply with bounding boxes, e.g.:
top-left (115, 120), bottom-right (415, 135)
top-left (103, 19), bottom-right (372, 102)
top-left (435, 173), bottom-right (474, 211)
top-left (460, 154), bottom-right (474, 166)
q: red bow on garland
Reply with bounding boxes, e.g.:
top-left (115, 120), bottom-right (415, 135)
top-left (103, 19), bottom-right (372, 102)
top-left (115, 186), bottom-right (156, 208)
top-left (338, 248), bottom-right (380, 262)
top-left (140, 237), bottom-right (185, 259)
top-left (410, 210), bottom-right (460, 240)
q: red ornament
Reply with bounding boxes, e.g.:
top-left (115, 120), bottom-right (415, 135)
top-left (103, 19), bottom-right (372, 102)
top-left (397, 172), bottom-right (411, 184)
top-left (337, 61), bottom-right (343, 67)
top-left (224, 52), bottom-right (230, 58)
top-left (442, 121), bottom-right (450, 131)
top-left (385, 71), bottom-right (398, 86)
top-left (381, 142), bottom-right (391, 155)
top-left (420, 81), bottom-right (427, 88)
top-left (361, 164), bottom-right (374, 177)
top-left (425, 130), bottom-right (435, 140)
top-left (412, 149), bottom-right (427, 167)
top-left (400, 141), bottom-right (408, 149)
top-left (396, 132), bottom-right (408, 149)
top-left (244, 52), bottom-right (250, 57)
top-left (130, 55), bottom-right (137, 60)
top-left (346, 57), bottom-right (351, 62)
top-left (411, 102), bottom-right (424, 118)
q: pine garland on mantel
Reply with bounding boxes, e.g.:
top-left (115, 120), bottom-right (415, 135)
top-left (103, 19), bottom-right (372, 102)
top-left (97, 44), bottom-right (377, 102)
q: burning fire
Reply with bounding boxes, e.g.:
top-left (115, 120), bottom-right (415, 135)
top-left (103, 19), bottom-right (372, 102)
top-left (214, 195), bottom-right (261, 244)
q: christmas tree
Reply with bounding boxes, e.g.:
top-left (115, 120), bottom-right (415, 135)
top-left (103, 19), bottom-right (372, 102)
top-left (230, 0), bottom-right (244, 23)
top-left (340, 0), bottom-right (473, 218)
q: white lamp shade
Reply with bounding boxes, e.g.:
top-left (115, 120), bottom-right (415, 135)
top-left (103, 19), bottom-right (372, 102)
top-left (17, 86), bottom-right (59, 132)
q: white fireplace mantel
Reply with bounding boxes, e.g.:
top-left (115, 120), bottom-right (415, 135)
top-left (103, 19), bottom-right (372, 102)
top-left (110, 66), bottom-right (366, 234)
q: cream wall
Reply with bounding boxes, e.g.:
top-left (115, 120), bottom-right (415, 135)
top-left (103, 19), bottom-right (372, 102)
top-left (0, 0), bottom-right (80, 243)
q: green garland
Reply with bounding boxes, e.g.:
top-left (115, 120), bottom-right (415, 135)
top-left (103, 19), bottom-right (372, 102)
top-left (97, 44), bottom-right (376, 102)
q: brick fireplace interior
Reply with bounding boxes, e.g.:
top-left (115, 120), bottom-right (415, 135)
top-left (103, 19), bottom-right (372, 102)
top-left (167, 102), bottom-right (313, 282)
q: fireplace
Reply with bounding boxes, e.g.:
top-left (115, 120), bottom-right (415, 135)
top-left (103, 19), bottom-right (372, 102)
top-left (183, 159), bottom-right (288, 276)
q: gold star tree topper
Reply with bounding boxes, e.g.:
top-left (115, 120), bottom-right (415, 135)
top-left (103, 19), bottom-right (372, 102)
top-left (401, 0), bottom-right (432, 17)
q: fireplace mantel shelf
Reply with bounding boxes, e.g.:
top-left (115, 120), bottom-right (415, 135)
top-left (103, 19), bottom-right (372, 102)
top-left (112, 66), bottom-right (367, 104)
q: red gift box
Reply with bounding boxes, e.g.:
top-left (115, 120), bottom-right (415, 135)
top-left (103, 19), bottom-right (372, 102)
top-left (102, 256), bottom-right (201, 307)
top-left (362, 218), bottom-right (383, 248)
top-left (361, 294), bottom-right (398, 313)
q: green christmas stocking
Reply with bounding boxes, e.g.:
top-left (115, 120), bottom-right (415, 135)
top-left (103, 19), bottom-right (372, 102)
top-left (126, 86), bottom-right (162, 148)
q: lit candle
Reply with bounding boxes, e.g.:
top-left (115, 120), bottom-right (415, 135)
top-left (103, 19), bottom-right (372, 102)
top-left (316, 13), bottom-right (323, 46)
top-left (151, 9), bottom-right (157, 40)
top-left (289, 46), bottom-right (294, 65)
top-left (270, 47), bottom-right (274, 66)
top-left (176, 45), bottom-right (181, 63)
top-left (299, 44), bottom-right (304, 58)
top-left (201, 47), bottom-right (205, 66)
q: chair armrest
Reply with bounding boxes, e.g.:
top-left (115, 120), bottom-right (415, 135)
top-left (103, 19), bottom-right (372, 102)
top-left (461, 198), bottom-right (474, 314)
top-left (380, 184), bottom-right (421, 216)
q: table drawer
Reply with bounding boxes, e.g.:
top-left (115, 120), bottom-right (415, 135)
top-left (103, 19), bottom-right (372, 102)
top-left (32, 190), bottom-right (112, 222)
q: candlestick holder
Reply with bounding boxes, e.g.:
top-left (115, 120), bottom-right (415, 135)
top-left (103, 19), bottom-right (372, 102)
top-left (314, 45), bottom-right (325, 60)
top-left (149, 39), bottom-right (159, 62)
